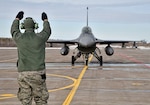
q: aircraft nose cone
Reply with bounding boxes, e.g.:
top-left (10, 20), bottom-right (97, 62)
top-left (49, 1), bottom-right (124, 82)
top-left (79, 37), bottom-right (95, 48)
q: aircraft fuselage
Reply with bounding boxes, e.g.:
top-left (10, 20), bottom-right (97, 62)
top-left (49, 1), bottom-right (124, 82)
top-left (77, 26), bottom-right (96, 53)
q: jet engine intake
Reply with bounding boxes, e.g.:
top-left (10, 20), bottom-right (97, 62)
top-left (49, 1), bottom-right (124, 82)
top-left (105, 45), bottom-right (114, 56)
top-left (60, 46), bottom-right (69, 56)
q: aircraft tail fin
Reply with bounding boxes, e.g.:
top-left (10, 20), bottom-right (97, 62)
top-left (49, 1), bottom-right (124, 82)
top-left (87, 7), bottom-right (88, 26)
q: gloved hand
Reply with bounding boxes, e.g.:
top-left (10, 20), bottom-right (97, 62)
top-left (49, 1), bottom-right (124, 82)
top-left (16, 11), bottom-right (24, 20)
top-left (42, 12), bottom-right (48, 21)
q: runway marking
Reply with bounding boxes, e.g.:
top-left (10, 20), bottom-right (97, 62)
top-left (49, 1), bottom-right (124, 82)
top-left (63, 55), bottom-right (93, 105)
top-left (117, 53), bottom-right (150, 69)
top-left (132, 82), bottom-right (144, 86)
top-left (0, 94), bottom-right (16, 100)
top-left (0, 74), bottom-right (77, 100)
top-left (47, 74), bottom-right (76, 92)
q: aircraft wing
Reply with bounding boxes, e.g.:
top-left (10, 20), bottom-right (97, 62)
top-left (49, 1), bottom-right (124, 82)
top-left (95, 39), bottom-right (138, 48)
top-left (96, 39), bottom-right (135, 44)
top-left (47, 39), bottom-right (78, 45)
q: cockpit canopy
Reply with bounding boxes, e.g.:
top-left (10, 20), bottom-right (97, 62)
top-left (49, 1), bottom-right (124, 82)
top-left (82, 26), bottom-right (92, 34)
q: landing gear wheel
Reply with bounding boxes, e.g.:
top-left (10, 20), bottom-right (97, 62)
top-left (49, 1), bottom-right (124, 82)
top-left (72, 56), bottom-right (75, 66)
top-left (85, 59), bottom-right (88, 66)
top-left (100, 56), bottom-right (103, 66)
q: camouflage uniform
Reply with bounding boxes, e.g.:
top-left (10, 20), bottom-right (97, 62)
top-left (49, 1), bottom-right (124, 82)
top-left (11, 13), bottom-right (51, 105)
top-left (17, 70), bottom-right (49, 105)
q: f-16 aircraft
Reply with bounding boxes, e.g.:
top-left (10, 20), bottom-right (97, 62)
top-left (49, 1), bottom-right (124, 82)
top-left (47, 7), bottom-right (137, 66)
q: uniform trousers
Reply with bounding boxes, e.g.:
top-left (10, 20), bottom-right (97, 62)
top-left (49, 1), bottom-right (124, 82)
top-left (17, 70), bottom-right (49, 105)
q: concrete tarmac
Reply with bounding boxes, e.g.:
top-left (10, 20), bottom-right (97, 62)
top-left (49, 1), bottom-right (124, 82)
top-left (0, 47), bottom-right (150, 105)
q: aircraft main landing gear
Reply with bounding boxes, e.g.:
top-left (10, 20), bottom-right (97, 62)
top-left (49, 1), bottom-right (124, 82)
top-left (93, 47), bottom-right (103, 66)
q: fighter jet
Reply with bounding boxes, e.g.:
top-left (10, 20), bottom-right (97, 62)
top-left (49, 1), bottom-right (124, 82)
top-left (47, 7), bottom-right (137, 66)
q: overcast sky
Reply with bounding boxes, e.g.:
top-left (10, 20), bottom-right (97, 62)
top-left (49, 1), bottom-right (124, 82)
top-left (0, 0), bottom-right (150, 42)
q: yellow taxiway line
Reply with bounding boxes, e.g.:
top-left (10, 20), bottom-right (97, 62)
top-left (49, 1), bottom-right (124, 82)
top-left (63, 55), bottom-right (93, 105)
top-left (0, 94), bottom-right (16, 100)
top-left (0, 55), bottom-right (93, 104)
top-left (47, 74), bottom-right (76, 92)
top-left (0, 74), bottom-right (77, 100)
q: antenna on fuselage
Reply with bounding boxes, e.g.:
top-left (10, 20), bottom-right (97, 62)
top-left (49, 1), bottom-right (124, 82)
top-left (87, 7), bottom-right (88, 26)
